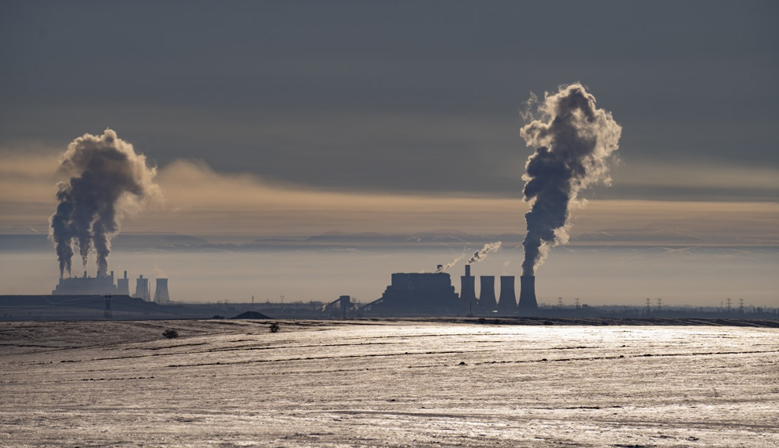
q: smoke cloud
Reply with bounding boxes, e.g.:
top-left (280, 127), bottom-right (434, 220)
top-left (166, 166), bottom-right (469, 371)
top-left (520, 83), bottom-right (621, 275)
top-left (49, 129), bottom-right (159, 277)
top-left (467, 241), bottom-right (502, 264)
top-left (435, 254), bottom-right (464, 273)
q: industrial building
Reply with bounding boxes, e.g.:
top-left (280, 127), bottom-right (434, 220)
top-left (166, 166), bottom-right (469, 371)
top-left (362, 267), bottom-right (466, 315)
top-left (52, 271), bottom-right (119, 296)
top-left (52, 271), bottom-right (170, 303)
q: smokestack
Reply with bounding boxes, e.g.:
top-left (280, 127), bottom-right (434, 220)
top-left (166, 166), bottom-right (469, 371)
top-left (498, 276), bottom-right (516, 314)
top-left (478, 276), bottom-right (496, 312)
top-left (154, 278), bottom-right (170, 303)
top-left (460, 265), bottom-right (476, 306)
top-left (518, 276), bottom-right (538, 311)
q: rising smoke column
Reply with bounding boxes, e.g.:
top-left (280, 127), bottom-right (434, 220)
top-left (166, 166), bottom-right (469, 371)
top-left (434, 254), bottom-right (465, 273)
top-left (467, 241), bottom-right (502, 264)
top-left (520, 84), bottom-right (621, 275)
top-left (49, 129), bottom-right (159, 277)
top-left (434, 241), bottom-right (502, 273)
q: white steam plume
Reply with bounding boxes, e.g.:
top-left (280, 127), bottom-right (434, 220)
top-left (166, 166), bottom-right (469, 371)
top-left (520, 83), bottom-right (621, 275)
top-left (49, 129), bottom-right (160, 277)
top-left (435, 253), bottom-right (465, 273)
top-left (467, 241), bottom-right (502, 264)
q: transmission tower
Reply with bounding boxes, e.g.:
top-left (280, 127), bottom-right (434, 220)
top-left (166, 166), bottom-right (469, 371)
top-left (739, 298), bottom-right (744, 314)
top-left (558, 297), bottom-right (563, 308)
top-left (104, 294), bottom-right (113, 320)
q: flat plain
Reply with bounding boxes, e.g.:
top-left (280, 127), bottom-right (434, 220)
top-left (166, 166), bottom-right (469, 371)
top-left (1, 320), bottom-right (777, 447)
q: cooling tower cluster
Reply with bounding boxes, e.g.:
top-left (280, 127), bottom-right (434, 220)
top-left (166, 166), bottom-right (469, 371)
top-left (461, 265), bottom-right (537, 315)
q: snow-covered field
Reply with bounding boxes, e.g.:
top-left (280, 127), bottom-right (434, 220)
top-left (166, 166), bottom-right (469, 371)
top-left (1, 320), bottom-right (777, 447)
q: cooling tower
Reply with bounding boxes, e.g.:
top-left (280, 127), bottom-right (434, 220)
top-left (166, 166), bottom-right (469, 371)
top-left (497, 276), bottom-right (517, 314)
top-left (116, 270), bottom-right (130, 295)
top-left (478, 275), bottom-right (497, 311)
top-left (518, 275), bottom-right (538, 311)
top-left (154, 278), bottom-right (170, 303)
top-left (134, 275), bottom-right (150, 302)
top-left (460, 265), bottom-right (476, 306)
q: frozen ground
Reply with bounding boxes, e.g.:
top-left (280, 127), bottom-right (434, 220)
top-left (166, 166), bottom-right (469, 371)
top-left (0, 320), bottom-right (777, 447)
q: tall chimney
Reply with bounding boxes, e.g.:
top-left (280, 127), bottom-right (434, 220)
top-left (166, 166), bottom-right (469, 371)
top-left (498, 276), bottom-right (517, 314)
top-left (478, 276), bottom-right (497, 312)
top-left (460, 265), bottom-right (476, 306)
top-left (518, 275), bottom-right (538, 311)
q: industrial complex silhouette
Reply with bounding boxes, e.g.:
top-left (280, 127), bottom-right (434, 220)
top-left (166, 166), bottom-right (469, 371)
top-left (359, 265), bottom-right (537, 316)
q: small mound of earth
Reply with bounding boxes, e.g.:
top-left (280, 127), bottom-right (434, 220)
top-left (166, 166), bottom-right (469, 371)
top-left (232, 311), bottom-right (272, 319)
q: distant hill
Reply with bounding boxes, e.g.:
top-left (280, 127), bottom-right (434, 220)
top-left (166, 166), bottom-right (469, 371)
top-left (232, 311), bottom-right (272, 319)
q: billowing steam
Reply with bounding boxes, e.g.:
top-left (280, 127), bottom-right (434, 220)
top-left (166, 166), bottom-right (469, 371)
top-left (520, 83), bottom-right (621, 275)
top-left (49, 129), bottom-right (159, 278)
top-left (435, 254), bottom-right (464, 273)
top-left (434, 241), bottom-right (501, 272)
top-left (467, 241), bottom-right (502, 264)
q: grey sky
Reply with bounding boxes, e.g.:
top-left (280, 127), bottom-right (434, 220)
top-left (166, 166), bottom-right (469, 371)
top-left (2, 0), bottom-right (778, 200)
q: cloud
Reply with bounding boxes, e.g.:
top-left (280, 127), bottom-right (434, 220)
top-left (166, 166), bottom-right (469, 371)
top-left (614, 160), bottom-right (779, 191)
top-left (0, 151), bottom-right (777, 246)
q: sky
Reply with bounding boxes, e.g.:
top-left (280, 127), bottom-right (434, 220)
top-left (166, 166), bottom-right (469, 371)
top-left (1, 1), bottom-right (777, 305)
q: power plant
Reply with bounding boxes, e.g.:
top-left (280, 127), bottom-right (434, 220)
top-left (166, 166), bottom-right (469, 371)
top-left (52, 271), bottom-right (119, 296)
top-left (362, 265), bottom-right (538, 316)
top-left (52, 270), bottom-right (171, 303)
